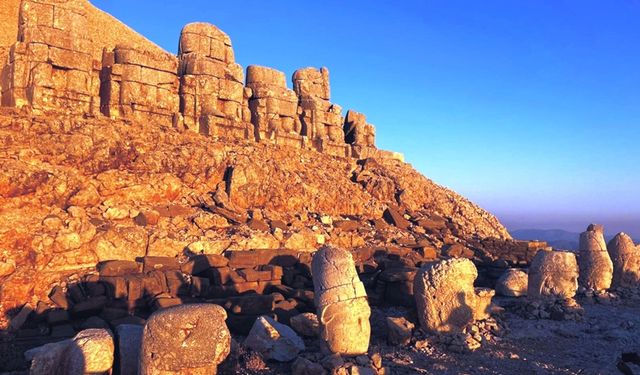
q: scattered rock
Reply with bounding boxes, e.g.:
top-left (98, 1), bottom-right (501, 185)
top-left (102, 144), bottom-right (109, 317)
top-left (290, 312), bottom-right (320, 337)
top-left (244, 315), bottom-right (305, 362)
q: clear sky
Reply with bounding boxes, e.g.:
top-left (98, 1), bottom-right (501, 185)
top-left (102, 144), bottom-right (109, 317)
top-left (92, 0), bottom-right (640, 238)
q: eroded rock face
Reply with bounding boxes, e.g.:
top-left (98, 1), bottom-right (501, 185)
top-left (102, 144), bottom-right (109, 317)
top-left (578, 226), bottom-right (613, 291)
top-left (496, 268), bottom-right (528, 297)
top-left (607, 232), bottom-right (640, 288)
top-left (140, 304), bottom-right (230, 375)
top-left (413, 258), bottom-right (487, 334)
top-left (312, 246), bottom-right (371, 355)
top-left (528, 251), bottom-right (579, 299)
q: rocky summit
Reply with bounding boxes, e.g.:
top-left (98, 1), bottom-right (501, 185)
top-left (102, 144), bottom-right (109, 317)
top-left (1, 1), bottom-right (639, 375)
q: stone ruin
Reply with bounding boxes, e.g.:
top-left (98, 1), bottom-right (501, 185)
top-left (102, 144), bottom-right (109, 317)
top-left (528, 250), bottom-right (579, 299)
top-left (2, 0), bottom-right (100, 113)
top-left (0, 0), bottom-right (401, 161)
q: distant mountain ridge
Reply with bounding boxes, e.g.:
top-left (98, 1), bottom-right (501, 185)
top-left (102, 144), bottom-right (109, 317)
top-left (510, 228), bottom-right (639, 251)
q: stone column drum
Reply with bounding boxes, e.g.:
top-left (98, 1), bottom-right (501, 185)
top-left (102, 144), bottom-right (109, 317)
top-left (311, 246), bottom-right (371, 355)
top-left (139, 304), bottom-right (231, 375)
top-left (577, 225), bottom-right (613, 291)
top-left (413, 258), bottom-right (487, 334)
top-left (607, 232), bottom-right (640, 288)
top-left (528, 250), bottom-right (579, 299)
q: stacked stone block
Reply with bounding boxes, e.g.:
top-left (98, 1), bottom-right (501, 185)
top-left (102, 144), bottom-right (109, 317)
top-left (1, 0), bottom-right (100, 113)
top-left (246, 65), bottom-right (302, 146)
top-left (178, 22), bottom-right (250, 138)
top-left (344, 109), bottom-right (377, 158)
top-left (293, 67), bottom-right (349, 157)
top-left (100, 44), bottom-right (179, 126)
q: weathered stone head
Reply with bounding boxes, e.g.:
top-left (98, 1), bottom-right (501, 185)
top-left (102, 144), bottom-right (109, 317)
top-left (528, 250), bottom-right (578, 299)
top-left (179, 22), bottom-right (234, 63)
top-left (312, 246), bottom-right (371, 355)
top-left (292, 66), bottom-right (330, 100)
top-left (413, 258), bottom-right (486, 333)
top-left (577, 225), bottom-right (613, 291)
top-left (607, 232), bottom-right (640, 288)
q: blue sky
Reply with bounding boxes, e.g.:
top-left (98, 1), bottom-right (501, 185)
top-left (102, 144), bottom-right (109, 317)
top-left (92, 0), bottom-right (640, 237)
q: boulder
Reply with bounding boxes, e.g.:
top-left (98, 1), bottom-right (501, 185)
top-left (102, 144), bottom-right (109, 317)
top-left (578, 227), bottom-right (613, 291)
top-left (528, 251), bottom-right (579, 299)
top-left (312, 246), bottom-right (371, 355)
top-left (496, 268), bottom-right (528, 297)
top-left (244, 315), bottom-right (305, 362)
top-left (413, 258), bottom-right (487, 333)
top-left (140, 304), bottom-right (231, 375)
top-left (607, 232), bottom-right (640, 288)
top-left (292, 357), bottom-right (327, 375)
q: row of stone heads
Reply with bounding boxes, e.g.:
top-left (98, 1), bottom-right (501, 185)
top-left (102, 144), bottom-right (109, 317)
top-left (524, 224), bottom-right (640, 300)
top-left (27, 246), bottom-right (492, 374)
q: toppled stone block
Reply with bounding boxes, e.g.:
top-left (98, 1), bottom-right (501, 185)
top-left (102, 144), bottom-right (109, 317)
top-left (607, 232), bottom-right (640, 288)
top-left (578, 225), bottom-right (613, 291)
top-left (528, 250), bottom-right (579, 299)
top-left (496, 268), bottom-right (528, 297)
top-left (413, 258), bottom-right (489, 333)
top-left (244, 315), bottom-right (305, 362)
top-left (312, 246), bottom-right (371, 355)
top-left (97, 260), bottom-right (140, 276)
top-left (140, 304), bottom-right (231, 375)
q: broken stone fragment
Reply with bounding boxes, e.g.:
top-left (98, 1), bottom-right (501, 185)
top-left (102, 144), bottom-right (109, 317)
top-left (578, 226), bottom-right (613, 291)
top-left (140, 304), bottom-right (230, 375)
top-left (116, 324), bottom-right (143, 375)
top-left (312, 246), bottom-right (371, 355)
top-left (528, 250), bottom-right (579, 299)
top-left (244, 315), bottom-right (305, 362)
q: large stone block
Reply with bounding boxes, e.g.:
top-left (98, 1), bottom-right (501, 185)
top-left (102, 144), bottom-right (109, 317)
top-left (312, 246), bottom-right (371, 355)
top-left (140, 304), bottom-right (231, 375)
top-left (293, 66), bottom-right (330, 100)
top-left (247, 65), bottom-right (286, 87)
top-left (528, 250), bottom-right (578, 299)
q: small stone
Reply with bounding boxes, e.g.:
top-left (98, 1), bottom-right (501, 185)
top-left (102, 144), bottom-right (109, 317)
top-left (290, 312), bottom-right (320, 337)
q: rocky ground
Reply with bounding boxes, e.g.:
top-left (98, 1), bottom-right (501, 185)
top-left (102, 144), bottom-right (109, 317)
top-left (3, 295), bottom-right (637, 374)
top-left (218, 297), bottom-right (640, 375)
